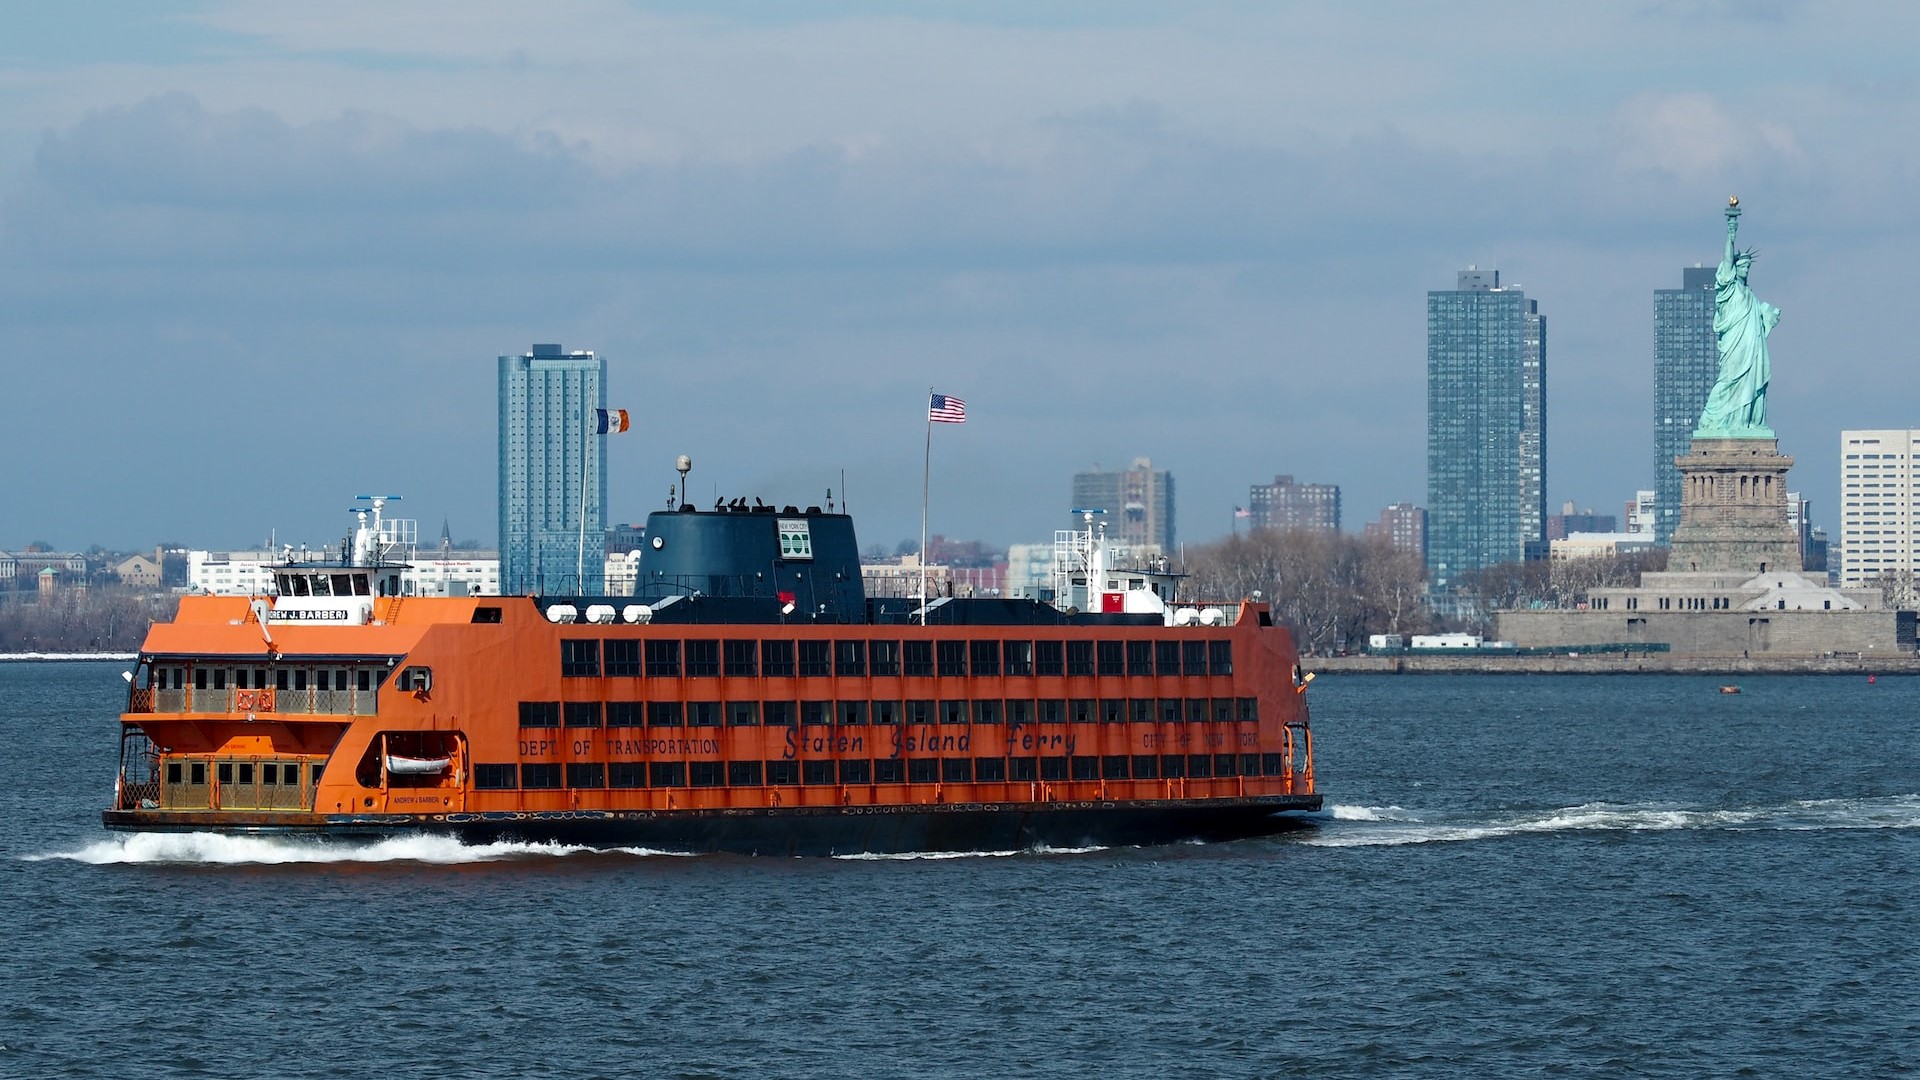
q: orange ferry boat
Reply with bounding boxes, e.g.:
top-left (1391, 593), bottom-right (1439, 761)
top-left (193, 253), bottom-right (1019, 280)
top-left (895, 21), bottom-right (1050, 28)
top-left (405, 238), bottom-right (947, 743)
top-left (107, 495), bottom-right (1319, 854)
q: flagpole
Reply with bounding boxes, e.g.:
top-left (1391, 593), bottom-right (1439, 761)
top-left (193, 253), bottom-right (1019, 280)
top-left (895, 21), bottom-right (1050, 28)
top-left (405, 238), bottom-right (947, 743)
top-left (920, 387), bottom-right (932, 618)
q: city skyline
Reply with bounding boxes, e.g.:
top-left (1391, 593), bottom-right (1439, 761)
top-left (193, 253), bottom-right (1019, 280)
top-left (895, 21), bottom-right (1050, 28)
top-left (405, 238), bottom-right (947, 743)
top-left (4, 4), bottom-right (1919, 553)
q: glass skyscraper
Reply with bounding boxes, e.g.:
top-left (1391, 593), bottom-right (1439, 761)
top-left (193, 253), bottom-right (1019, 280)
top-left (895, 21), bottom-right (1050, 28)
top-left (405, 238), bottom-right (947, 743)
top-left (1653, 267), bottom-right (1718, 544)
top-left (499, 344), bottom-right (609, 594)
top-left (1426, 269), bottom-right (1546, 592)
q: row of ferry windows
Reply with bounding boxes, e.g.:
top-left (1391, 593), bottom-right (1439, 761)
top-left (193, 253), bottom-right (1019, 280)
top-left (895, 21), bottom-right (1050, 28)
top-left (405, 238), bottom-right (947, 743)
top-left (559, 638), bottom-right (1233, 679)
top-left (475, 753), bottom-right (1290, 790)
top-left (163, 761), bottom-right (320, 786)
top-left (520, 697), bottom-right (1260, 728)
top-left (149, 666), bottom-right (387, 692)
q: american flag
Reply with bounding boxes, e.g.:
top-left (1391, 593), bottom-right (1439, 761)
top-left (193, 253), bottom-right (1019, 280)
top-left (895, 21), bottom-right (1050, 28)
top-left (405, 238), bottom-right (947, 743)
top-left (928, 393), bottom-right (966, 424)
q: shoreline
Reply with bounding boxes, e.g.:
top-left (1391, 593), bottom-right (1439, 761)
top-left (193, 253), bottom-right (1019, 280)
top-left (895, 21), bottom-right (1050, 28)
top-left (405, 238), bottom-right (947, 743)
top-left (0, 653), bottom-right (137, 662)
top-left (1305, 654), bottom-right (1920, 675)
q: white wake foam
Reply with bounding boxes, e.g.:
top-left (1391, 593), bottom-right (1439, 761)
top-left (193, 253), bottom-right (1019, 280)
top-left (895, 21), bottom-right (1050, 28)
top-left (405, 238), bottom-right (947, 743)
top-left (833, 843), bottom-right (1107, 861)
top-left (1303, 794), bottom-right (1920, 848)
top-left (29, 832), bottom-right (693, 865)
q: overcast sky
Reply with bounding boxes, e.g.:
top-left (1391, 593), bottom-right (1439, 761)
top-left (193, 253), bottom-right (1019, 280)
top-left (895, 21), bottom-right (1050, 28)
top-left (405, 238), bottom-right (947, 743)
top-left (4, 1), bottom-right (1916, 555)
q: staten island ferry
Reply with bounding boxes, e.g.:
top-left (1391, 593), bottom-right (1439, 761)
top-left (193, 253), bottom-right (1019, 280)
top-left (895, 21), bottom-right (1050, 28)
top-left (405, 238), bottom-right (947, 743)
top-left (106, 493), bottom-right (1320, 854)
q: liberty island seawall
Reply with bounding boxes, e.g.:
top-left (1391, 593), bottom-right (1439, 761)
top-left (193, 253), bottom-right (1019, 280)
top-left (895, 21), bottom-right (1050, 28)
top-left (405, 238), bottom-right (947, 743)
top-left (4, 662), bottom-right (1917, 1077)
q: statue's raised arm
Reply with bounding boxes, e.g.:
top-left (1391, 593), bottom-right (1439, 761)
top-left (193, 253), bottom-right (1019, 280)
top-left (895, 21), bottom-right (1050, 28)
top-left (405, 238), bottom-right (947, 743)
top-left (1695, 197), bottom-right (1779, 439)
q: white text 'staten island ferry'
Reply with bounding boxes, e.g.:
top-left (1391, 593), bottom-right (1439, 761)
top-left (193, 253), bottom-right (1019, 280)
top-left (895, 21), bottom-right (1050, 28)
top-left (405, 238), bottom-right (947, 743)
top-left (107, 491), bottom-right (1320, 854)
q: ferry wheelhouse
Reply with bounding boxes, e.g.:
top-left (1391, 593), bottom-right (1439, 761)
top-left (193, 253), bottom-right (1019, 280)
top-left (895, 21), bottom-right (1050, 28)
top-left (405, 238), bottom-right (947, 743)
top-left (108, 494), bottom-right (1319, 854)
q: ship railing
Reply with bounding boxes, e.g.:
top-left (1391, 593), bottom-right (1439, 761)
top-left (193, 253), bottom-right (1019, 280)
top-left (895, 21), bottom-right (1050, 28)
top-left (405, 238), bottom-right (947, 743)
top-left (144, 687), bottom-right (373, 716)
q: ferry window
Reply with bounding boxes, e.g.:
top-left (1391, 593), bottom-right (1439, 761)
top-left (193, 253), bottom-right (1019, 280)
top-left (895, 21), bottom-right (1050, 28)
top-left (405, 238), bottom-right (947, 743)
top-left (942, 759), bottom-right (972, 783)
top-left (1210, 641), bottom-right (1233, 675)
top-left (764, 700), bottom-right (795, 727)
top-left (937, 641), bottom-right (967, 676)
top-left (1040, 756), bottom-right (1068, 781)
top-left (605, 640), bottom-right (641, 677)
top-left (839, 760), bottom-right (871, 784)
top-left (1035, 641), bottom-right (1064, 676)
top-left (969, 641), bottom-right (999, 676)
top-left (1130, 699), bottom-right (1153, 723)
top-left (935, 700), bottom-right (964, 725)
top-left (728, 701), bottom-right (761, 726)
top-left (234, 669), bottom-right (250, 690)
top-left (1263, 753), bottom-right (1287, 777)
top-left (191, 763), bottom-right (206, 785)
top-left (1101, 756), bottom-right (1129, 780)
top-left (1156, 641), bottom-right (1181, 675)
top-left (518, 701), bottom-right (561, 727)
top-left (874, 760), bottom-right (904, 784)
top-left (166, 762), bottom-right (183, 784)
top-left (238, 763), bottom-right (254, 784)
top-left (1241, 753), bottom-right (1261, 776)
top-left (905, 699), bottom-right (933, 725)
top-left (798, 641), bottom-right (831, 677)
top-left (291, 575), bottom-right (311, 596)
top-left (607, 702), bottom-right (643, 727)
top-left (801, 700), bottom-right (830, 725)
top-left (838, 701), bottom-right (868, 725)
top-left (1069, 699), bottom-right (1094, 724)
top-left (870, 641), bottom-right (900, 677)
top-left (644, 640), bottom-right (681, 677)
top-left (1066, 641), bottom-right (1094, 676)
top-left (1038, 699), bottom-right (1064, 724)
top-left (1127, 641), bottom-right (1154, 676)
top-left (1184, 641), bottom-right (1207, 676)
top-left (908, 759), bottom-right (938, 783)
top-left (565, 702), bottom-right (603, 728)
top-left (727, 761), bottom-right (763, 787)
top-left (1100, 699), bottom-right (1124, 724)
top-left (566, 763), bottom-right (605, 789)
top-left (1097, 641), bottom-right (1124, 676)
top-left (1132, 755), bottom-right (1158, 779)
top-left (689, 762), bottom-right (723, 788)
top-left (262, 763), bottom-right (278, 785)
top-left (331, 574), bottom-right (353, 597)
top-left (309, 762), bottom-right (325, 785)
top-left (1160, 699), bottom-right (1182, 724)
top-left (835, 640), bottom-right (866, 677)
top-left (973, 700), bottom-right (1002, 724)
top-left (649, 762), bottom-right (686, 787)
top-left (357, 670), bottom-right (372, 692)
top-left (872, 700), bottom-right (901, 725)
top-left (686, 640), bottom-right (720, 677)
top-left (275, 670), bottom-right (289, 691)
top-left (724, 640), bottom-right (757, 677)
top-left (523, 763), bottom-right (561, 789)
top-left (194, 668), bottom-right (208, 690)
top-left (1160, 755), bottom-right (1185, 779)
top-left (1007, 699), bottom-right (1032, 726)
top-left (1213, 699), bottom-right (1234, 724)
top-left (315, 670), bottom-right (330, 692)
top-left (903, 641), bottom-right (934, 677)
top-left (1010, 757), bottom-right (1037, 781)
top-left (1187, 699), bottom-right (1209, 723)
top-left (1239, 699), bottom-right (1259, 722)
top-left (610, 763), bottom-right (645, 788)
top-left (475, 764), bottom-right (517, 789)
top-left (1003, 640), bottom-right (1033, 676)
top-left (1213, 754), bottom-right (1239, 777)
top-left (295, 670), bottom-right (309, 691)
top-left (975, 757), bottom-right (1006, 782)
top-left (1070, 756), bottom-right (1098, 781)
top-left (762, 640), bottom-right (795, 677)
top-left (802, 760), bottom-right (835, 785)
top-left (1187, 754), bottom-right (1212, 778)
top-left (766, 761), bottom-right (800, 786)
top-left (560, 638), bottom-right (599, 672)
top-left (688, 701), bottom-right (720, 727)
top-left (218, 762), bottom-right (234, 784)
top-left (472, 607), bottom-right (502, 624)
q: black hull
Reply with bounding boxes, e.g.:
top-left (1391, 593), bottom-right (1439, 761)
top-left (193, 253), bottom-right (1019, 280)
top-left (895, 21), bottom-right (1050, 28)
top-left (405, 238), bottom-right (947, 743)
top-left (104, 796), bottom-right (1322, 856)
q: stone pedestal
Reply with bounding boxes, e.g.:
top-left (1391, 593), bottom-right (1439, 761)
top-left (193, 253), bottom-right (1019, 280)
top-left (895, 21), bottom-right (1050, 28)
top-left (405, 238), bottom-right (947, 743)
top-left (1668, 437), bottom-right (1801, 574)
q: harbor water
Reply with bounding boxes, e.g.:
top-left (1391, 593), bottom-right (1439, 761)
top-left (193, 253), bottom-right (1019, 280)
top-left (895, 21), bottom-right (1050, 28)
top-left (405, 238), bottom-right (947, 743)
top-left (3, 661), bottom-right (1917, 1077)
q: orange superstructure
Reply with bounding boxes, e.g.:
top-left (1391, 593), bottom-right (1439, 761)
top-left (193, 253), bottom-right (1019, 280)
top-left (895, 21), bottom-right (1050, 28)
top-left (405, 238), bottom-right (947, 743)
top-left (107, 501), bottom-right (1319, 854)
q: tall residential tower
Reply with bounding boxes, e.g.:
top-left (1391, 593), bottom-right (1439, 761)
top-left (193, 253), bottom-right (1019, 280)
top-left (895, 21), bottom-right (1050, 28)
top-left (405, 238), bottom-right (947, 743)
top-left (499, 344), bottom-right (609, 594)
top-left (1653, 267), bottom-right (1719, 543)
top-left (1426, 268), bottom-right (1546, 591)
top-left (1071, 458), bottom-right (1175, 554)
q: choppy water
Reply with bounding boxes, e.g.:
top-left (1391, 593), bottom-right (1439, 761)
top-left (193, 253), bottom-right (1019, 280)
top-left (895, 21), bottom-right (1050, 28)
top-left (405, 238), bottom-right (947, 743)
top-left (4, 661), bottom-right (1917, 1077)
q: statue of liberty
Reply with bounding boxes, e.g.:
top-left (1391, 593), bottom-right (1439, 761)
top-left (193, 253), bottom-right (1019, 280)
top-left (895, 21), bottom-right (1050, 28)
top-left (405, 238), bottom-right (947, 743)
top-left (1695, 196), bottom-right (1780, 437)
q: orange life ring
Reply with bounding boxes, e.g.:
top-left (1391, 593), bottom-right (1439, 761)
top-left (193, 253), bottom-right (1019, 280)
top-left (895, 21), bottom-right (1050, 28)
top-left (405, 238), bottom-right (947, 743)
top-left (235, 690), bottom-right (258, 711)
